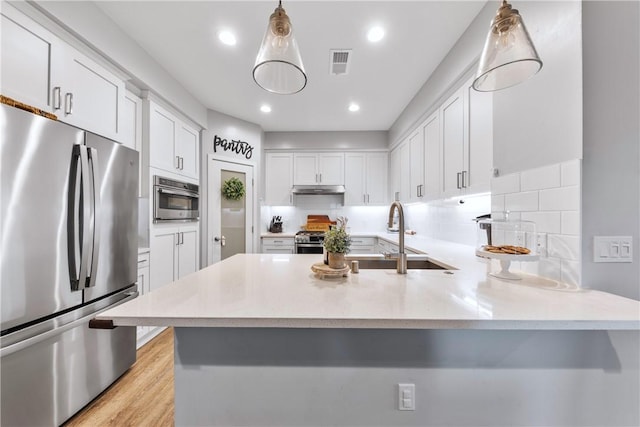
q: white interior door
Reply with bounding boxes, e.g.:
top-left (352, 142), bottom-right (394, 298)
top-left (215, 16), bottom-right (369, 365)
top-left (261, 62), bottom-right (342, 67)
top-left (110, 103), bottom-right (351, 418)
top-left (208, 159), bottom-right (254, 265)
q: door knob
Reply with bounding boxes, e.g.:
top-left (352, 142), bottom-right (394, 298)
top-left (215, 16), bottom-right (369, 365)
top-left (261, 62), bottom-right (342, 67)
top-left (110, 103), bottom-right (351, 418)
top-left (214, 236), bottom-right (226, 247)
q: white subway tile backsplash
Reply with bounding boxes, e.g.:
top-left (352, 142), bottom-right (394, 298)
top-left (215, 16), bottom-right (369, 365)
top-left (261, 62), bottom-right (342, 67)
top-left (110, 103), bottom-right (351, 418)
top-left (561, 160), bottom-right (581, 187)
top-left (491, 174), bottom-right (520, 195)
top-left (548, 234), bottom-right (580, 261)
top-left (536, 257), bottom-right (562, 282)
top-left (505, 191), bottom-right (539, 211)
top-left (520, 164), bottom-right (561, 191)
top-left (561, 211), bottom-right (580, 236)
top-left (539, 186), bottom-right (580, 211)
top-left (561, 259), bottom-right (581, 286)
top-left (491, 194), bottom-right (505, 213)
top-left (521, 212), bottom-right (561, 234)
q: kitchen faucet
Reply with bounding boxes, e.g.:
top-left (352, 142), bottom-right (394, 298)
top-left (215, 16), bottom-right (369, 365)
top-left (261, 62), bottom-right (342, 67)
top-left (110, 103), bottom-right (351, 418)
top-left (386, 201), bottom-right (407, 274)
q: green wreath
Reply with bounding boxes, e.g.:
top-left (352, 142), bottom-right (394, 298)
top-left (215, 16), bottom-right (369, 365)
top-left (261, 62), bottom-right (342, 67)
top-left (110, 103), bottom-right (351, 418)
top-left (222, 177), bottom-right (245, 201)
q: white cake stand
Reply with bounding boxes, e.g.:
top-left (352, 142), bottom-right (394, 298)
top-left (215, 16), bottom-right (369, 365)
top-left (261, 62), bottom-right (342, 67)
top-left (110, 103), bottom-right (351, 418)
top-left (475, 249), bottom-right (539, 280)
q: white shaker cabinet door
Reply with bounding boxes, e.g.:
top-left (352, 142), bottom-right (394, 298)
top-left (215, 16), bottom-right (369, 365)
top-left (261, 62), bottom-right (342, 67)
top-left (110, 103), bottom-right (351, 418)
top-left (465, 78), bottom-right (493, 194)
top-left (177, 228), bottom-right (199, 279)
top-left (317, 153), bottom-right (344, 185)
top-left (365, 152), bottom-right (388, 205)
top-left (344, 153), bottom-right (366, 205)
top-left (150, 228), bottom-right (178, 290)
top-left (149, 103), bottom-right (178, 174)
top-left (408, 128), bottom-right (424, 202)
top-left (0, 7), bottom-right (63, 113)
top-left (60, 47), bottom-right (125, 141)
top-left (441, 88), bottom-right (465, 198)
top-left (177, 123), bottom-right (199, 180)
top-left (265, 153), bottom-right (294, 205)
top-left (399, 142), bottom-right (411, 202)
top-left (422, 111), bottom-right (440, 200)
top-left (293, 153), bottom-right (319, 185)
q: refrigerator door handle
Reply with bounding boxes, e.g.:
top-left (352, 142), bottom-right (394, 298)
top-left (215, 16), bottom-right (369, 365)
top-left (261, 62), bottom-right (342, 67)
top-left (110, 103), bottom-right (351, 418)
top-left (68, 145), bottom-right (91, 291)
top-left (86, 147), bottom-right (101, 289)
top-left (0, 290), bottom-right (138, 358)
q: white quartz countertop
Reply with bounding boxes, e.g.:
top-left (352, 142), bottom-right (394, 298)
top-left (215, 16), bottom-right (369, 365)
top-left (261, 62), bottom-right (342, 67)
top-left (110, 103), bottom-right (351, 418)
top-left (100, 235), bottom-right (640, 330)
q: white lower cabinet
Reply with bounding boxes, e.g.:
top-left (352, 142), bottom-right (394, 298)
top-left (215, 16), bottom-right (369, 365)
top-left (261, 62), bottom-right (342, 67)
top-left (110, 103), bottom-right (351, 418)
top-left (150, 225), bottom-right (199, 291)
top-left (135, 251), bottom-right (159, 348)
top-left (349, 237), bottom-right (376, 254)
top-left (261, 237), bottom-right (295, 254)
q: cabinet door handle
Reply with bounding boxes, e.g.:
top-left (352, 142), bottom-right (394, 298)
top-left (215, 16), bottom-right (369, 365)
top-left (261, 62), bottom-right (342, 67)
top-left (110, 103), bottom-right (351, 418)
top-left (319, 173), bottom-right (322, 183)
top-left (180, 157), bottom-right (184, 170)
top-left (367, 194), bottom-right (370, 203)
top-left (64, 93), bottom-right (73, 115)
top-left (289, 193), bottom-right (292, 204)
top-left (394, 191), bottom-right (399, 201)
top-left (456, 172), bottom-right (462, 189)
top-left (175, 156), bottom-right (180, 169)
top-left (180, 232), bottom-right (184, 245)
top-left (175, 233), bottom-right (180, 246)
top-left (363, 194), bottom-right (366, 204)
top-left (53, 87), bottom-right (62, 110)
top-left (461, 171), bottom-right (467, 188)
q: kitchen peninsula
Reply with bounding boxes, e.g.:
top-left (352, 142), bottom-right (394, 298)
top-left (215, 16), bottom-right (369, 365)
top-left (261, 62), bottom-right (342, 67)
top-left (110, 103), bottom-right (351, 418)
top-left (98, 238), bottom-right (640, 427)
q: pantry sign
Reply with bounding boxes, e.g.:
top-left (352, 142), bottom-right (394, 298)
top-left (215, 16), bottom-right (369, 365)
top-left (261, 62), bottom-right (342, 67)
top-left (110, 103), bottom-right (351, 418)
top-left (213, 135), bottom-right (254, 160)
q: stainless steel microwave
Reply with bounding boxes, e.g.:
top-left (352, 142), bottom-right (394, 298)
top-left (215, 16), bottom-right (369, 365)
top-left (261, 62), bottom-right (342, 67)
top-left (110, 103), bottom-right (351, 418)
top-left (153, 176), bottom-right (199, 222)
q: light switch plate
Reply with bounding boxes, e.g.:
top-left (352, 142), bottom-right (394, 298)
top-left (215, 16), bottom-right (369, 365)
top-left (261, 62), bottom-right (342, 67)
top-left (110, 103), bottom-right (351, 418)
top-left (398, 383), bottom-right (415, 411)
top-left (593, 236), bottom-right (633, 263)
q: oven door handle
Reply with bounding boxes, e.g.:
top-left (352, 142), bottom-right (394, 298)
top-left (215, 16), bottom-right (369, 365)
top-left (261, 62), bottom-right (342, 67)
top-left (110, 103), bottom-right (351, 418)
top-left (157, 187), bottom-right (199, 198)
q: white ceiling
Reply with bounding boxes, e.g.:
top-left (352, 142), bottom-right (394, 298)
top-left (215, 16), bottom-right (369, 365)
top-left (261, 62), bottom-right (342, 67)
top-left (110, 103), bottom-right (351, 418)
top-left (95, 1), bottom-right (487, 132)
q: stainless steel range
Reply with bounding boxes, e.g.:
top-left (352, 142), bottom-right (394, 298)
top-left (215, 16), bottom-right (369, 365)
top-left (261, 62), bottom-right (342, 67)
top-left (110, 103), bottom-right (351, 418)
top-left (294, 231), bottom-right (325, 254)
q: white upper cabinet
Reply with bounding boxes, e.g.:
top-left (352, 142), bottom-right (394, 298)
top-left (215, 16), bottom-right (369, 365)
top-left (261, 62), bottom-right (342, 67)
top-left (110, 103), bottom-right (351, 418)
top-left (265, 152), bottom-right (294, 205)
top-left (441, 87), bottom-right (465, 198)
top-left (1, 6), bottom-right (125, 141)
top-left (408, 128), bottom-right (424, 202)
top-left (177, 123), bottom-right (199, 179)
top-left (399, 142), bottom-right (411, 202)
top-left (389, 146), bottom-right (401, 202)
top-left (60, 47), bottom-right (124, 141)
top-left (421, 111), bottom-right (441, 200)
top-left (121, 90), bottom-right (143, 196)
top-left (293, 153), bottom-right (344, 185)
top-left (441, 77), bottom-right (493, 197)
top-left (147, 99), bottom-right (199, 181)
top-left (464, 77), bottom-right (493, 194)
top-left (344, 152), bottom-right (388, 205)
top-left (1, 8), bottom-right (63, 113)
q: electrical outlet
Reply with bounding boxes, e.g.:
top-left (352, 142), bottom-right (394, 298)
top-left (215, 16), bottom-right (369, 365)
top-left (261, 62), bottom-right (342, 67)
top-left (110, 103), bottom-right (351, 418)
top-left (536, 233), bottom-right (548, 257)
top-left (398, 383), bottom-right (415, 411)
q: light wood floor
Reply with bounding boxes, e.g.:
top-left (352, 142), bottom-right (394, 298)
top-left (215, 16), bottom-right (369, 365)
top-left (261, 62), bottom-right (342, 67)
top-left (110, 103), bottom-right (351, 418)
top-left (64, 328), bottom-right (174, 427)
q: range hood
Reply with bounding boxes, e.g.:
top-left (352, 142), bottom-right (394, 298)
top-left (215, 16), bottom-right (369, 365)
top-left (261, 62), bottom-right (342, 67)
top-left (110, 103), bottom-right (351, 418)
top-left (291, 185), bottom-right (346, 195)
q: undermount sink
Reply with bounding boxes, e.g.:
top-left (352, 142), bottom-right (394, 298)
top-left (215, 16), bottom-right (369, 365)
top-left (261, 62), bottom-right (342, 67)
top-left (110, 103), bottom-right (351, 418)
top-left (352, 258), bottom-right (447, 270)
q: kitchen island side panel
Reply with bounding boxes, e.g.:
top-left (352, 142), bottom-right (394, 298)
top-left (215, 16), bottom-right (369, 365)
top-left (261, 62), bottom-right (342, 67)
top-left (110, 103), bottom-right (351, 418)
top-left (174, 328), bottom-right (639, 427)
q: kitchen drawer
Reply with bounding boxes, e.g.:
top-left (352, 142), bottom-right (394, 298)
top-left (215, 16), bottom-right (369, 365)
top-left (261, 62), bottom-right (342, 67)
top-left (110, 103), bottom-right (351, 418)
top-left (350, 237), bottom-right (376, 246)
top-left (137, 252), bottom-right (150, 268)
top-left (262, 237), bottom-right (294, 254)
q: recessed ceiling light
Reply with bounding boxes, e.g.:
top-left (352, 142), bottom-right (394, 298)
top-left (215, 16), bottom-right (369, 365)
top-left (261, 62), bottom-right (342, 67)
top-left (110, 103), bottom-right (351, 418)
top-left (367, 26), bottom-right (385, 43)
top-left (348, 103), bottom-right (360, 112)
top-left (260, 104), bottom-right (272, 113)
top-left (218, 30), bottom-right (237, 46)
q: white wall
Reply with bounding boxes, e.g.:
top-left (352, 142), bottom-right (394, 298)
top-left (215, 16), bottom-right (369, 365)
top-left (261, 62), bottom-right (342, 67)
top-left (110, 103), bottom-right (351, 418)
top-left (264, 131), bottom-right (388, 151)
top-left (201, 110), bottom-right (263, 266)
top-left (581, 1), bottom-right (640, 300)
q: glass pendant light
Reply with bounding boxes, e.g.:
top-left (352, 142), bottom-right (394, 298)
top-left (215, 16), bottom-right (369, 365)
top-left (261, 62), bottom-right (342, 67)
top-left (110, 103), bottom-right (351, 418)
top-left (253, 1), bottom-right (307, 95)
top-left (472, 0), bottom-right (542, 92)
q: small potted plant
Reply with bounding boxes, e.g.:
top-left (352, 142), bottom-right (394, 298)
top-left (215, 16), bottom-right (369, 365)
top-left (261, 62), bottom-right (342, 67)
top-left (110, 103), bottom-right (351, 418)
top-left (323, 217), bottom-right (351, 269)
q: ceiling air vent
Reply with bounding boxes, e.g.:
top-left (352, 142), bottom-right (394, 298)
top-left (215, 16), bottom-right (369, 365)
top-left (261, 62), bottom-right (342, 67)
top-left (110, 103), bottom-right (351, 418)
top-left (329, 49), bottom-right (352, 75)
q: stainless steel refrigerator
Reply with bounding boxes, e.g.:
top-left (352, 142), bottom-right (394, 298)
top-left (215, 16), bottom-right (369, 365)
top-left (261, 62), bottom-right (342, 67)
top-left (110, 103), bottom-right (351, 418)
top-left (1, 104), bottom-right (139, 426)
